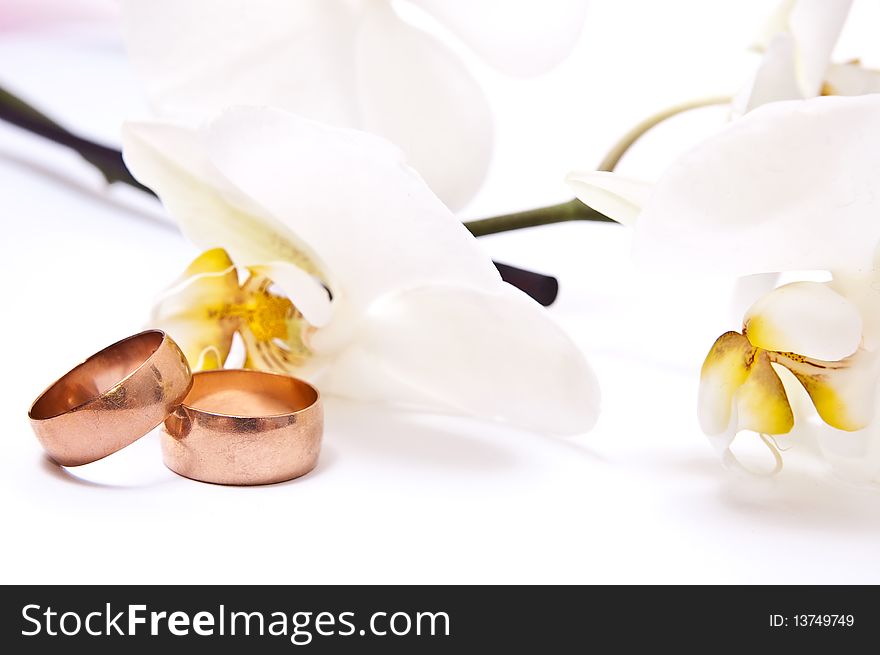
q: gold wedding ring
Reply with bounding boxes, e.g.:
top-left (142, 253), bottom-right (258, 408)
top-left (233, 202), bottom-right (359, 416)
top-left (161, 369), bottom-right (323, 485)
top-left (28, 330), bottom-right (192, 466)
top-left (28, 334), bottom-right (323, 485)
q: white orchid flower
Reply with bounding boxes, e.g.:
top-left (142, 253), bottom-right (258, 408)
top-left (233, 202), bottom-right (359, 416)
top-left (568, 1), bottom-right (880, 322)
top-left (700, 282), bottom-right (880, 477)
top-left (735, 0), bottom-right (880, 113)
top-left (121, 106), bottom-right (599, 435)
top-left (572, 95), bottom-right (880, 478)
top-left (119, 0), bottom-right (590, 210)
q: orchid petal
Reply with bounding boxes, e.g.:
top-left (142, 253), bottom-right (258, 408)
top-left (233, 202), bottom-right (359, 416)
top-left (786, 0), bottom-right (852, 96)
top-left (729, 273), bottom-right (780, 324)
top-left (751, 0), bottom-right (796, 52)
top-left (121, 0), bottom-right (362, 126)
top-left (698, 331), bottom-right (793, 437)
top-left (829, 271), bottom-right (880, 351)
top-left (355, 1), bottom-right (492, 210)
top-left (774, 349), bottom-right (879, 432)
top-left (409, 0), bottom-right (589, 77)
top-left (743, 281), bottom-right (862, 361)
top-left (151, 248), bottom-right (239, 370)
top-left (633, 95), bottom-right (880, 275)
top-left (313, 284), bottom-right (600, 435)
top-left (197, 107), bottom-right (502, 318)
top-left (824, 61), bottom-right (880, 96)
top-left (734, 34), bottom-right (802, 113)
top-left (736, 0), bottom-right (856, 112)
top-left (122, 120), bottom-right (327, 283)
top-left (748, 0), bottom-right (851, 97)
top-left (565, 171), bottom-right (651, 227)
top-left (734, 352), bottom-right (795, 435)
top-left (120, 0), bottom-right (490, 209)
top-left (696, 332), bottom-right (759, 438)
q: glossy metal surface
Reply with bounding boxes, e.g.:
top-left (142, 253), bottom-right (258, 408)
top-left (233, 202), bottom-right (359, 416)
top-left (28, 330), bottom-right (192, 466)
top-left (162, 369), bottom-right (323, 485)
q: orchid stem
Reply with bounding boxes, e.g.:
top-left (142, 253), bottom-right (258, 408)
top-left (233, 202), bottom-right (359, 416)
top-left (465, 199), bottom-right (615, 236)
top-left (0, 85), bottom-right (151, 193)
top-left (462, 95), bottom-right (732, 235)
top-left (596, 95), bottom-right (731, 172)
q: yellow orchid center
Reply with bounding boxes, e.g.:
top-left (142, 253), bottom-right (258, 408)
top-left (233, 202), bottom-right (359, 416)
top-left (153, 248), bottom-right (313, 373)
top-left (699, 322), bottom-right (873, 439)
top-left (226, 277), bottom-right (296, 342)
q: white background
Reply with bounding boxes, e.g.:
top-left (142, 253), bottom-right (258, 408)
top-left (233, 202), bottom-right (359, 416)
top-left (2, 0), bottom-right (879, 584)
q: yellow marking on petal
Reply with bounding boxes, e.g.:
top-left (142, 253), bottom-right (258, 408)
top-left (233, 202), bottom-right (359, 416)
top-left (701, 332), bottom-right (753, 384)
top-left (742, 314), bottom-right (782, 352)
top-left (820, 81), bottom-right (836, 96)
top-left (152, 248), bottom-right (240, 371)
top-left (699, 332), bottom-right (754, 434)
top-left (735, 351), bottom-right (793, 435)
top-left (193, 345), bottom-right (226, 371)
top-left (699, 332), bottom-right (793, 436)
top-left (182, 247), bottom-right (236, 277)
top-left (771, 351), bottom-right (874, 432)
top-left (790, 373), bottom-right (853, 429)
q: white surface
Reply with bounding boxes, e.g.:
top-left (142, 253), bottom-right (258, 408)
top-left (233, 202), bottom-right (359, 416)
top-left (2, 1), bottom-right (880, 584)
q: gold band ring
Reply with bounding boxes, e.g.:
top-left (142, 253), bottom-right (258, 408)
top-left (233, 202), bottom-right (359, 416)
top-left (161, 369), bottom-right (323, 485)
top-left (28, 330), bottom-right (192, 466)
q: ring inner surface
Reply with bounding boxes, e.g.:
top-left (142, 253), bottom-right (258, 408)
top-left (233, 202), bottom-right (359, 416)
top-left (29, 331), bottom-right (164, 420)
top-left (183, 370), bottom-right (317, 417)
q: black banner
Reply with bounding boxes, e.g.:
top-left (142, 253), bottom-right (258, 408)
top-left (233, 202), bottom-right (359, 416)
top-left (1, 585), bottom-right (874, 652)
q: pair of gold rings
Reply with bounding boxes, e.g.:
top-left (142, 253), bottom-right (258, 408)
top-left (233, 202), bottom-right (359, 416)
top-left (27, 330), bottom-right (323, 485)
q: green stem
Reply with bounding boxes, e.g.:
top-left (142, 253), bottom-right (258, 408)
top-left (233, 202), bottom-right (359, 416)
top-left (465, 199), bottom-right (615, 237)
top-left (463, 95), bottom-right (731, 235)
top-left (0, 85), bottom-right (151, 193)
top-left (596, 95), bottom-right (731, 172)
